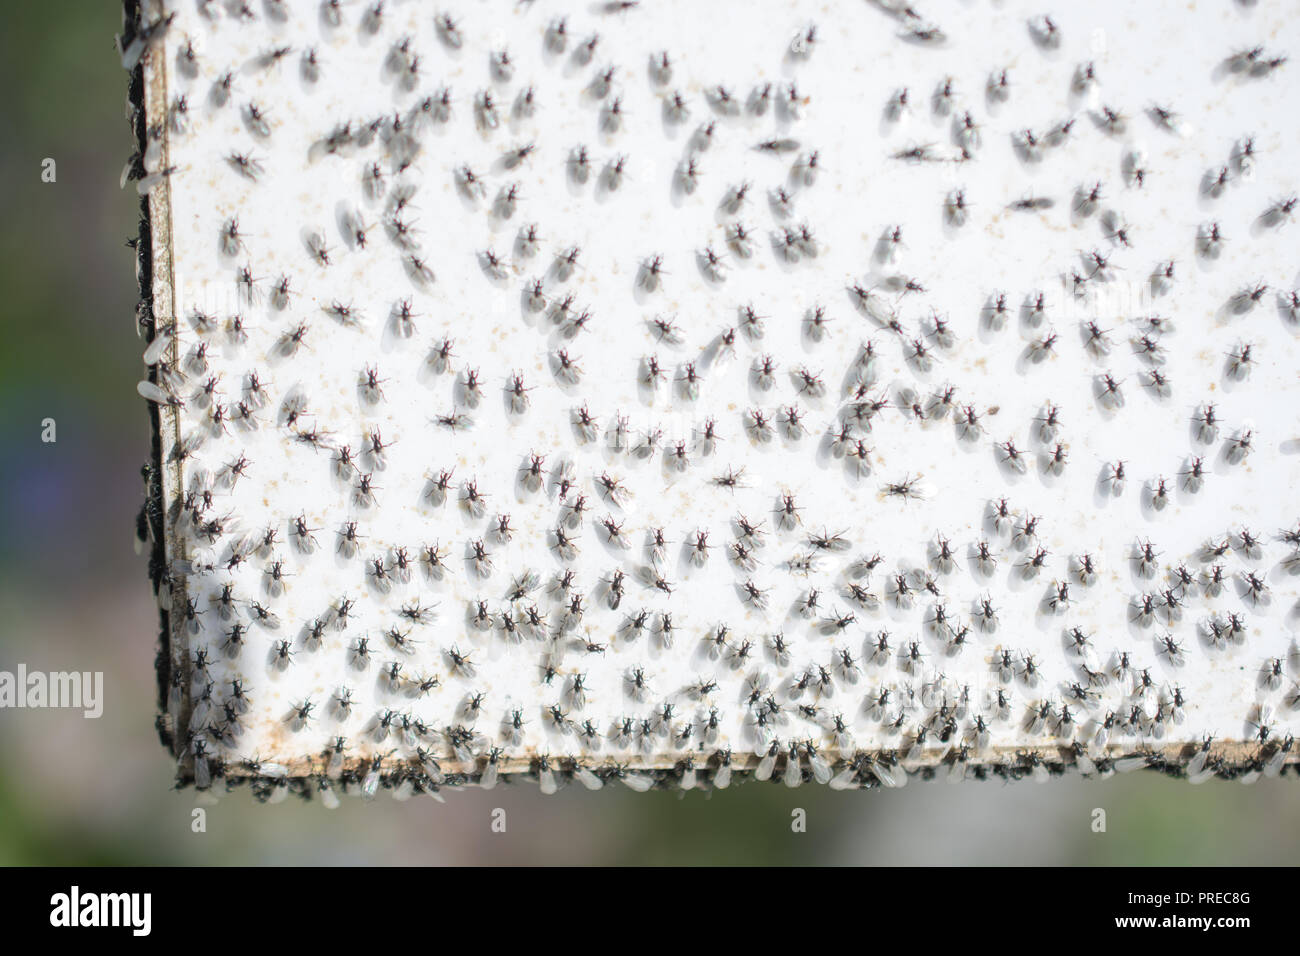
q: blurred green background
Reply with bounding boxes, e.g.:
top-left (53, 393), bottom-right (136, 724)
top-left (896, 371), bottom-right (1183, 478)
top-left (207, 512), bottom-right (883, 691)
top-left (0, 2), bottom-right (1296, 866)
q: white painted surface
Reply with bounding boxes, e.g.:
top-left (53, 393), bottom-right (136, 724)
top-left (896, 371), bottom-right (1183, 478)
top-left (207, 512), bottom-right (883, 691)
top-left (142, 0), bottom-right (1300, 786)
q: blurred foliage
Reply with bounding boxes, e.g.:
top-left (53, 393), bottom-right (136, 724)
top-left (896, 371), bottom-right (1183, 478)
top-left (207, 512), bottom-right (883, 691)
top-left (0, 4), bottom-right (140, 411)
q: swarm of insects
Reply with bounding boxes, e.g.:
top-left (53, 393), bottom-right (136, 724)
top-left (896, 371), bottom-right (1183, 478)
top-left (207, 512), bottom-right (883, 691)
top-left (131, 0), bottom-right (1298, 799)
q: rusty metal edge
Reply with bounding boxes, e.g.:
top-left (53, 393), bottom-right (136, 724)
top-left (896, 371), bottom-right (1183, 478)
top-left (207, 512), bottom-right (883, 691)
top-left (181, 740), bottom-right (1298, 800)
top-left (128, 0), bottom-right (192, 771)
